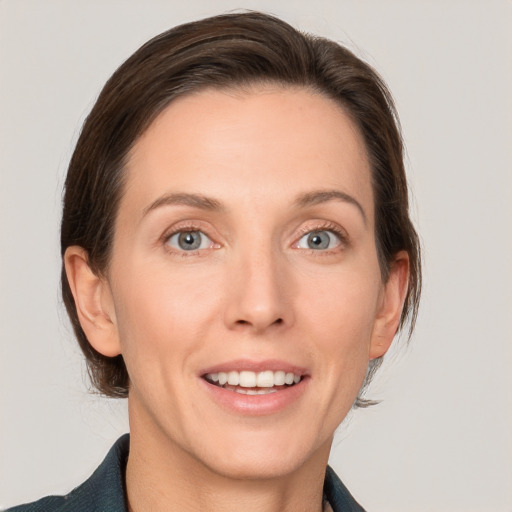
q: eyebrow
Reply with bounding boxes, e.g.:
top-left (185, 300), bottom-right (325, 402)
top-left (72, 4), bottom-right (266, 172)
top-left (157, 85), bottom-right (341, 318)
top-left (142, 193), bottom-right (225, 217)
top-left (142, 189), bottom-right (367, 224)
top-left (294, 189), bottom-right (367, 225)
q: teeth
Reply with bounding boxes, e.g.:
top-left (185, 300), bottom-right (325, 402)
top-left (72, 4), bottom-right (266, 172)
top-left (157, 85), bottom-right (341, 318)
top-left (227, 371), bottom-right (239, 386)
top-left (206, 370), bottom-right (302, 388)
top-left (256, 370), bottom-right (274, 387)
top-left (284, 372), bottom-right (295, 385)
top-left (274, 371), bottom-right (285, 385)
top-left (239, 371), bottom-right (256, 387)
top-left (236, 388), bottom-right (276, 395)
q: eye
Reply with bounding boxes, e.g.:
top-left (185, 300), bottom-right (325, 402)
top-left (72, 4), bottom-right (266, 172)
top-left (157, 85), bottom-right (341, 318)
top-left (296, 230), bottom-right (342, 250)
top-left (167, 230), bottom-right (214, 251)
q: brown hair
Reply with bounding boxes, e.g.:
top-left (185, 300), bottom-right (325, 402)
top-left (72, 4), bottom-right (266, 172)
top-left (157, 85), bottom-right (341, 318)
top-left (61, 11), bottom-right (421, 404)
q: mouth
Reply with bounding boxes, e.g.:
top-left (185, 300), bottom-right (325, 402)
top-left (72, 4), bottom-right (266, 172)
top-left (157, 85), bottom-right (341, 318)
top-left (203, 370), bottom-right (303, 395)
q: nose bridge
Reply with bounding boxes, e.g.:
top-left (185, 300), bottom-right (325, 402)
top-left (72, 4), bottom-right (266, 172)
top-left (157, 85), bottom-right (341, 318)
top-left (224, 235), bottom-right (292, 332)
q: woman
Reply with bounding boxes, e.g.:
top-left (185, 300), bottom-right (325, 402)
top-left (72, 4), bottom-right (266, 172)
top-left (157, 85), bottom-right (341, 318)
top-left (8, 11), bottom-right (420, 512)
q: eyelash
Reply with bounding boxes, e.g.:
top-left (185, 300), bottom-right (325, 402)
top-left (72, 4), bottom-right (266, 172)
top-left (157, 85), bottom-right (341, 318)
top-left (162, 223), bottom-right (215, 257)
top-left (295, 222), bottom-right (348, 253)
top-left (161, 221), bottom-right (348, 257)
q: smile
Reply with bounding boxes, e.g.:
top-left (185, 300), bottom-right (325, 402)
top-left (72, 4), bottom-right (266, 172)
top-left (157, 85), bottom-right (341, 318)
top-left (204, 370), bottom-right (302, 395)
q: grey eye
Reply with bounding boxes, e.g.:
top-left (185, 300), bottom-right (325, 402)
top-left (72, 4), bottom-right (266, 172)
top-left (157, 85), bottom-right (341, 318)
top-left (297, 230), bottom-right (340, 250)
top-left (167, 231), bottom-right (212, 251)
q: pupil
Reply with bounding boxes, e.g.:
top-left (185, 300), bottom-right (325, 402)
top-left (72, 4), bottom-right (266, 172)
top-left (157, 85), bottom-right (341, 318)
top-left (179, 231), bottom-right (201, 250)
top-left (308, 231), bottom-right (329, 250)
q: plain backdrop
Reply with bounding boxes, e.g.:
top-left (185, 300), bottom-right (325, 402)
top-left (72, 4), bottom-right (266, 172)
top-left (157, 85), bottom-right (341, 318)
top-left (1, 1), bottom-right (511, 511)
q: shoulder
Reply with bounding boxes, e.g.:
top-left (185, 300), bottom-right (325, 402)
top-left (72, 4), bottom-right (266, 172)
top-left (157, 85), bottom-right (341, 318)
top-left (5, 435), bottom-right (130, 512)
top-left (5, 495), bottom-right (67, 512)
top-left (324, 465), bottom-right (367, 512)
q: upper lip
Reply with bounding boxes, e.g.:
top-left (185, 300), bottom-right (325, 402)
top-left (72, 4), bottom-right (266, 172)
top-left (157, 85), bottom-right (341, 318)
top-left (200, 359), bottom-right (308, 376)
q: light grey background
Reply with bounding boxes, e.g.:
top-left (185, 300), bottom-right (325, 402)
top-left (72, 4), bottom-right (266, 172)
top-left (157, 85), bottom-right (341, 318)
top-left (1, 1), bottom-right (511, 510)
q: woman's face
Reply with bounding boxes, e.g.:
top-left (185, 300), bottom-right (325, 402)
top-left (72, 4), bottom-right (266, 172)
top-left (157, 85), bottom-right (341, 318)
top-left (99, 86), bottom-right (399, 479)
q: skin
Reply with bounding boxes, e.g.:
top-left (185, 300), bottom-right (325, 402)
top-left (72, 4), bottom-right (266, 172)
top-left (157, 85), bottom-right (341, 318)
top-left (65, 86), bottom-right (409, 512)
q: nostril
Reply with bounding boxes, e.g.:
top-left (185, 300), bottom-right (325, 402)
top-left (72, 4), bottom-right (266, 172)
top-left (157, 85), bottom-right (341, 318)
top-left (234, 317), bottom-right (284, 328)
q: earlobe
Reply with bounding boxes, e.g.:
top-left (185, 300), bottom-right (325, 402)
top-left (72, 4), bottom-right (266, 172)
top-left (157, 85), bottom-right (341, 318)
top-left (64, 246), bottom-right (122, 357)
top-left (369, 251), bottom-right (410, 360)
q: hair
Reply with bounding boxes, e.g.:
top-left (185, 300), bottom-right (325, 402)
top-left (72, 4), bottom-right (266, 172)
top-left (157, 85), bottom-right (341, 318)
top-left (61, 11), bottom-right (421, 405)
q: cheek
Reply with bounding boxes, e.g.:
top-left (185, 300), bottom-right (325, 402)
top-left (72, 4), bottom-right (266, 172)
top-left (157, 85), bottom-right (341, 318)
top-left (109, 259), bottom-right (223, 366)
top-left (300, 265), bottom-right (382, 398)
top-left (300, 265), bottom-right (382, 342)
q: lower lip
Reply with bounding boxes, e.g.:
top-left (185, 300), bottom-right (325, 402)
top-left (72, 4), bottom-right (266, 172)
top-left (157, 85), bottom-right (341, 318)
top-left (201, 378), bottom-right (309, 416)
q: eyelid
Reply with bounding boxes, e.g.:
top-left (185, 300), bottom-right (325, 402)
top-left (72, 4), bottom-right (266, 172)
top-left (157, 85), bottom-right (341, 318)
top-left (292, 221), bottom-right (349, 250)
top-left (167, 230), bottom-right (214, 250)
top-left (161, 221), bottom-right (221, 255)
top-left (159, 219), bottom-right (348, 255)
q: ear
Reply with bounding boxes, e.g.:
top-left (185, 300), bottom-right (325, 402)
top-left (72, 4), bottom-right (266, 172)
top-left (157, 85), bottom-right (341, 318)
top-left (369, 251), bottom-right (410, 360)
top-left (64, 246), bottom-right (121, 357)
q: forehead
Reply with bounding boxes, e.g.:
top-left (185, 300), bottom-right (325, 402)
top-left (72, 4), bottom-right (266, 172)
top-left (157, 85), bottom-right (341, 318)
top-left (123, 86), bottom-right (373, 219)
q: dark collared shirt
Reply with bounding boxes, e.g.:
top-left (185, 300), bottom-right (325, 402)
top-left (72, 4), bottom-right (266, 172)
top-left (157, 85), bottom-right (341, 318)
top-left (7, 435), bottom-right (365, 512)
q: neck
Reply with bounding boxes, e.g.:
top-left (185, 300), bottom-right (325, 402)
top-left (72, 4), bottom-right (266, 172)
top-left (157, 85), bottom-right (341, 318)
top-left (125, 417), bottom-right (330, 512)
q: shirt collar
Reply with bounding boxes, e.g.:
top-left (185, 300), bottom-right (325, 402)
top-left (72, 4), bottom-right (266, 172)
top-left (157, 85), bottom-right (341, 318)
top-left (54, 435), bottom-right (365, 512)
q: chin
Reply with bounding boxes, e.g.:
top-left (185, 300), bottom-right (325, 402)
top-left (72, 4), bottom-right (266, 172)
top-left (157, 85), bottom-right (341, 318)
top-left (203, 453), bottom-right (308, 481)
top-left (192, 428), bottom-right (331, 481)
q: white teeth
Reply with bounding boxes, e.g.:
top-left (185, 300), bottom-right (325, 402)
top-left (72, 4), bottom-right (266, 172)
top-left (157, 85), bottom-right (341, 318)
top-left (227, 371), bottom-right (239, 386)
top-left (284, 372), bottom-right (295, 385)
top-left (239, 371), bottom-right (256, 387)
top-left (274, 371), bottom-right (286, 386)
top-left (206, 370), bottom-right (302, 388)
top-left (256, 370), bottom-right (274, 387)
top-left (234, 387), bottom-right (278, 395)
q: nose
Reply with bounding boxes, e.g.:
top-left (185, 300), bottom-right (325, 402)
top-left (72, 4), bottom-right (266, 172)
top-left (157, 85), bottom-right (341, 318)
top-left (223, 245), bottom-right (293, 334)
